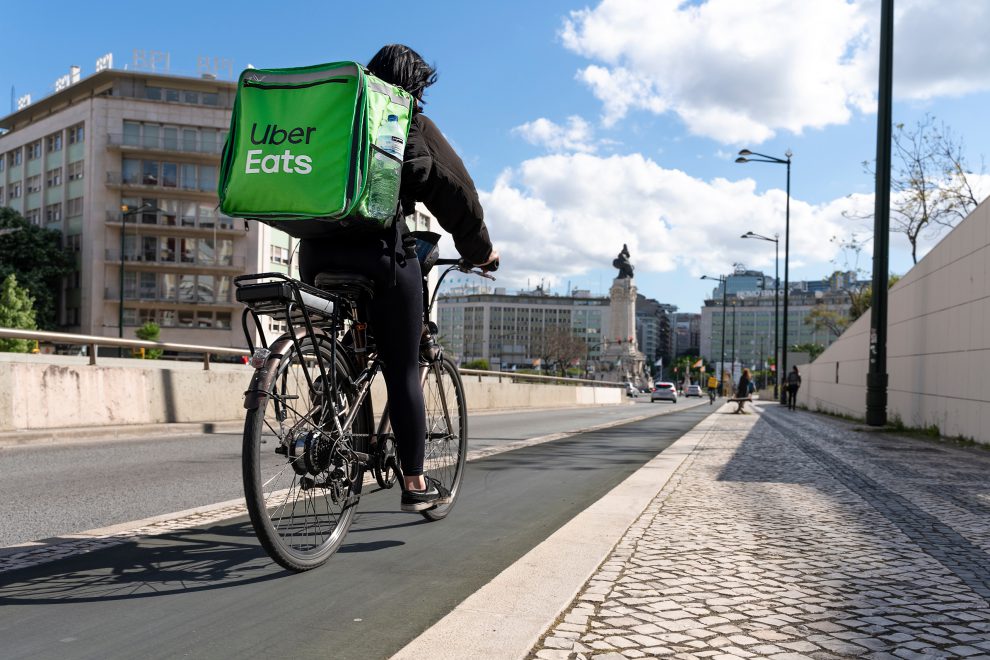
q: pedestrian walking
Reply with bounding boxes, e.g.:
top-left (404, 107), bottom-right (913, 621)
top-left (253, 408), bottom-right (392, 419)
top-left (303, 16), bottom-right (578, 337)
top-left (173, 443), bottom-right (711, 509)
top-left (785, 365), bottom-right (801, 410)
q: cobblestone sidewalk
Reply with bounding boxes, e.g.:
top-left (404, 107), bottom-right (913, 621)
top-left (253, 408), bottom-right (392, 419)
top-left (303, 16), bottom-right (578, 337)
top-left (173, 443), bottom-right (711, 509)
top-left (530, 403), bottom-right (990, 659)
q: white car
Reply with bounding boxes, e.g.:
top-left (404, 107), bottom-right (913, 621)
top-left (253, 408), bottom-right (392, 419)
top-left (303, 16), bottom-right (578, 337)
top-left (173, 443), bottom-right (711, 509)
top-left (685, 384), bottom-right (702, 397)
top-left (651, 382), bottom-right (677, 403)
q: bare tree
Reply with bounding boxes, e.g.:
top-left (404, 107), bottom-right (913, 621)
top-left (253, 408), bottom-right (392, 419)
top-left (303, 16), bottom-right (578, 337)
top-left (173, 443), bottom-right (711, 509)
top-left (843, 115), bottom-right (985, 264)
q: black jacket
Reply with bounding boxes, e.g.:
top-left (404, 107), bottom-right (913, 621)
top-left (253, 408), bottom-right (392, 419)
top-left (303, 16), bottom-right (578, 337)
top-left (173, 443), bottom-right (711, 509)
top-left (400, 114), bottom-right (492, 265)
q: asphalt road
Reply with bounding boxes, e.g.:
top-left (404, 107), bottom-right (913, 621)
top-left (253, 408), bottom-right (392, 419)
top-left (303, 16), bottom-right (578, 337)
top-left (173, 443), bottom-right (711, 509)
top-left (0, 396), bottom-right (703, 548)
top-left (0, 403), bottom-right (712, 660)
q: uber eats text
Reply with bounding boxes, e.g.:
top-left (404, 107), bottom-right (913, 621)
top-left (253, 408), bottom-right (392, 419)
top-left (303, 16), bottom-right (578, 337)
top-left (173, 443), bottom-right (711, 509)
top-left (244, 123), bottom-right (315, 175)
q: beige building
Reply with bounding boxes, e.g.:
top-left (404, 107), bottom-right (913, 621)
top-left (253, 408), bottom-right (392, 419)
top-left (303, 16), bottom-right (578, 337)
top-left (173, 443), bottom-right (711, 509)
top-left (0, 69), bottom-right (298, 349)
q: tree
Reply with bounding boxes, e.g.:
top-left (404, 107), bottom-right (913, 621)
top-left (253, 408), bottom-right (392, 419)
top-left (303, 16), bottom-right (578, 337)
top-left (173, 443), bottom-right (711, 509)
top-left (846, 274), bottom-right (902, 324)
top-left (134, 321), bottom-right (164, 359)
top-left (846, 115), bottom-right (986, 264)
top-left (804, 305), bottom-right (850, 338)
top-left (530, 326), bottom-right (586, 376)
top-left (791, 342), bottom-right (825, 361)
top-left (0, 207), bottom-right (74, 329)
top-left (0, 274), bottom-right (37, 352)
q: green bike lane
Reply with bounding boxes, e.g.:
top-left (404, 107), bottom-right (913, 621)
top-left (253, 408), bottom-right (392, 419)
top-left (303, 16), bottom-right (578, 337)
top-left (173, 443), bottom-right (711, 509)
top-left (0, 405), bottom-right (713, 660)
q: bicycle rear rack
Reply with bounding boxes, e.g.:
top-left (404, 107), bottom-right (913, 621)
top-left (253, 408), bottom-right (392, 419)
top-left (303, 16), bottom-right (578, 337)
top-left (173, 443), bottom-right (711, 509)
top-left (234, 272), bottom-right (345, 407)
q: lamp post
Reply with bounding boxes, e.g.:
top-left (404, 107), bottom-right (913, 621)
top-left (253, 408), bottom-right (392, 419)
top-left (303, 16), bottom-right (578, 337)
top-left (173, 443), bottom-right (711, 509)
top-left (119, 203), bottom-right (164, 354)
top-left (731, 300), bottom-right (737, 383)
top-left (741, 231), bottom-right (779, 399)
top-left (737, 149), bottom-right (792, 405)
top-left (701, 274), bottom-right (728, 391)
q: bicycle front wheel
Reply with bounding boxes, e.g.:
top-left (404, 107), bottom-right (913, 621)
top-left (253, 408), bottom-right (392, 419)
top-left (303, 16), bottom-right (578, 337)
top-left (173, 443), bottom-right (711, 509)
top-left (242, 335), bottom-right (369, 571)
top-left (420, 356), bottom-right (468, 521)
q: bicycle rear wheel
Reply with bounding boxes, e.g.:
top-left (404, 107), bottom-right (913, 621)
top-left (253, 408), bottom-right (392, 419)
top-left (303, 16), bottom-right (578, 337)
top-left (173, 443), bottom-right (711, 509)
top-left (420, 356), bottom-right (468, 521)
top-left (242, 335), bottom-right (370, 571)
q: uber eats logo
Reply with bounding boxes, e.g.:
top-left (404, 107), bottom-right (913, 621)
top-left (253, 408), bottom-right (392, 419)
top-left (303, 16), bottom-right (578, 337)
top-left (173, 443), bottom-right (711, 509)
top-left (244, 123), bottom-right (315, 175)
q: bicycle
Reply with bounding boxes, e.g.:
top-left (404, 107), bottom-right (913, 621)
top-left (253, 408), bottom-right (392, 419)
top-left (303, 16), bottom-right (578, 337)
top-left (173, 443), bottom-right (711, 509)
top-left (233, 231), bottom-right (491, 571)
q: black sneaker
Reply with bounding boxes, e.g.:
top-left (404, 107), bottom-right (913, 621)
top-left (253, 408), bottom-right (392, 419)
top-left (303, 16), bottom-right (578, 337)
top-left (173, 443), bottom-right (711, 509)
top-left (419, 322), bottom-right (441, 365)
top-left (401, 476), bottom-right (451, 512)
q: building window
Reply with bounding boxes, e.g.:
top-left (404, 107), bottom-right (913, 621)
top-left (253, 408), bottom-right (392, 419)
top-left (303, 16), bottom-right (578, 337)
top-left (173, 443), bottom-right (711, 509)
top-left (123, 121), bottom-right (141, 146)
top-left (24, 208), bottom-right (41, 225)
top-left (271, 245), bottom-right (290, 265)
top-left (67, 197), bottom-right (84, 217)
top-left (9, 149), bottom-right (22, 166)
top-left (66, 234), bottom-right (81, 253)
top-left (8, 182), bottom-right (22, 200)
top-left (201, 92), bottom-right (219, 106)
top-left (26, 175), bottom-right (41, 193)
top-left (46, 167), bottom-right (63, 187)
top-left (122, 158), bottom-right (141, 184)
top-left (27, 141), bottom-right (42, 160)
top-left (0, 156), bottom-right (4, 172)
top-left (45, 203), bottom-right (62, 223)
top-left (165, 89), bottom-right (180, 103)
top-left (67, 161), bottom-right (84, 181)
top-left (68, 124), bottom-right (85, 144)
top-left (46, 132), bottom-right (63, 152)
top-left (183, 90), bottom-right (199, 104)
top-left (145, 86), bottom-right (162, 101)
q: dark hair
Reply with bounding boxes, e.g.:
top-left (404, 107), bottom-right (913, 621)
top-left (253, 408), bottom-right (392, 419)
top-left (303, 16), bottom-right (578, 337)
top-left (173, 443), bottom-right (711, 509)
top-left (367, 44), bottom-right (437, 107)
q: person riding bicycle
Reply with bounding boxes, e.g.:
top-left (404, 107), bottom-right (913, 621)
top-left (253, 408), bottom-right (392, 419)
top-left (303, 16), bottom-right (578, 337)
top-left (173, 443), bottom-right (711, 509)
top-left (298, 44), bottom-right (498, 513)
top-left (707, 373), bottom-right (718, 404)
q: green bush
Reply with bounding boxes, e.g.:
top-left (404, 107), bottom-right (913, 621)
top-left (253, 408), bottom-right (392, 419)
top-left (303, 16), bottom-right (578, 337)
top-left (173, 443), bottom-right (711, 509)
top-left (0, 274), bottom-right (37, 352)
top-left (463, 359), bottom-right (490, 371)
top-left (134, 322), bottom-right (164, 359)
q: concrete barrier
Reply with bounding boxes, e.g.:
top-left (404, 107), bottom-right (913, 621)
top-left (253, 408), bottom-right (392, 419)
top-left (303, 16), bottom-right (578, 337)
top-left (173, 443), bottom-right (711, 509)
top-left (0, 353), bottom-right (623, 432)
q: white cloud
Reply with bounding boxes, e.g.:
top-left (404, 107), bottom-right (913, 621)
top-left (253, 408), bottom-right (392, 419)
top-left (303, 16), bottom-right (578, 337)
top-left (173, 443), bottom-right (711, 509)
top-left (560, 0), bottom-right (990, 144)
top-left (479, 152), bottom-right (863, 290)
top-left (512, 115), bottom-right (598, 153)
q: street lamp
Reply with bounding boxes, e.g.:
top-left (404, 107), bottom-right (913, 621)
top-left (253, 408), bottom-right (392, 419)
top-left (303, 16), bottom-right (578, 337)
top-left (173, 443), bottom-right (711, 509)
top-left (731, 300), bottom-right (737, 383)
top-left (119, 203), bottom-right (165, 353)
top-left (737, 149), bottom-right (792, 405)
top-left (701, 274), bottom-right (728, 392)
top-left (741, 231), bottom-right (780, 399)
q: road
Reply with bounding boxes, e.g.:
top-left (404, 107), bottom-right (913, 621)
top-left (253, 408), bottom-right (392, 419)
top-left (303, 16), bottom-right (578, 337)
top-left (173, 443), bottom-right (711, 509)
top-left (0, 396), bottom-right (706, 548)
top-left (0, 399), bottom-right (712, 660)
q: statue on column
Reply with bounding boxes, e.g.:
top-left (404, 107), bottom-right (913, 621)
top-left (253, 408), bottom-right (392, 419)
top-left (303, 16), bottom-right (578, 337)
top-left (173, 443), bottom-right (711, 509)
top-left (612, 244), bottom-right (634, 279)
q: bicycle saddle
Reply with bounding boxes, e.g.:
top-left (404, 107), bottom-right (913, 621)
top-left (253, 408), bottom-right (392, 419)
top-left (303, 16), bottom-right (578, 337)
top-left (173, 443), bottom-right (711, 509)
top-left (314, 272), bottom-right (375, 302)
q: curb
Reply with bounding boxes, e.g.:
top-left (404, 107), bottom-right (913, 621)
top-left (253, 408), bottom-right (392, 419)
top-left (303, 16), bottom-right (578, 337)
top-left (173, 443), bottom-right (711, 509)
top-left (0, 420), bottom-right (244, 448)
top-left (392, 406), bottom-right (722, 660)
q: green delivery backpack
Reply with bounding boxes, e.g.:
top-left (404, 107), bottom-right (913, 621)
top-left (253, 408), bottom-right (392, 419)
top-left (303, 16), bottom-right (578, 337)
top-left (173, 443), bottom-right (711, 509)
top-left (217, 61), bottom-right (415, 238)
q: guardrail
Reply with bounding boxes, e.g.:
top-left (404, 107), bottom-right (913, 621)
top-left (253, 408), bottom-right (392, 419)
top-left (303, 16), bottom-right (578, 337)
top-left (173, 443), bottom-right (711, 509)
top-left (458, 368), bottom-right (625, 388)
top-left (0, 327), bottom-right (626, 387)
top-left (0, 328), bottom-right (246, 370)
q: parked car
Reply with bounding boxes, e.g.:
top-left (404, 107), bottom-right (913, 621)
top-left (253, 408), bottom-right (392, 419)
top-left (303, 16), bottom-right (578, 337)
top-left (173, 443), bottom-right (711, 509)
top-left (625, 382), bottom-right (639, 397)
top-left (651, 382), bottom-right (677, 403)
top-left (685, 384), bottom-right (702, 397)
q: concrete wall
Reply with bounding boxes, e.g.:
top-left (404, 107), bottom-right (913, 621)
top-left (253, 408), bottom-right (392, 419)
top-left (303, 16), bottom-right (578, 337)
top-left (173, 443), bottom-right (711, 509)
top-left (0, 354), bottom-right (623, 432)
top-left (797, 197), bottom-right (990, 445)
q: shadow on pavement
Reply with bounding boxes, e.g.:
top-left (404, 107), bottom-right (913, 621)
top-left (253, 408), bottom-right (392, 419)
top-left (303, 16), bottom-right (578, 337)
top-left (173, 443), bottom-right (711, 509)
top-left (0, 515), bottom-right (407, 605)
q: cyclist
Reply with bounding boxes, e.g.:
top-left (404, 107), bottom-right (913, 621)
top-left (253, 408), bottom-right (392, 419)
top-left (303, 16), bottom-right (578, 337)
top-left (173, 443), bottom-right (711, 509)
top-left (707, 373), bottom-right (718, 404)
top-left (298, 44), bottom-right (498, 512)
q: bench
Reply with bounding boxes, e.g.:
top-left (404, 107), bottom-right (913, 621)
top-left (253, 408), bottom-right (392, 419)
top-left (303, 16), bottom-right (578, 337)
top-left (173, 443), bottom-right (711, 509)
top-left (727, 397), bottom-right (752, 413)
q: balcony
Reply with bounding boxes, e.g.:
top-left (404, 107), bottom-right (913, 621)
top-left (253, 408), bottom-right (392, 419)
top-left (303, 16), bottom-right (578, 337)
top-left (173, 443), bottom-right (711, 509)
top-left (105, 133), bottom-right (224, 159)
top-left (104, 250), bottom-right (245, 271)
top-left (105, 171), bottom-right (217, 198)
top-left (104, 210), bottom-right (243, 235)
top-left (104, 287), bottom-right (236, 306)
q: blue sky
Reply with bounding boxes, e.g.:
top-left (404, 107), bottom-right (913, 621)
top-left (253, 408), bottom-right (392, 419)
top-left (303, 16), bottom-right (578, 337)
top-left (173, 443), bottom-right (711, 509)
top-left (4, 0), bottom-right (990, 312)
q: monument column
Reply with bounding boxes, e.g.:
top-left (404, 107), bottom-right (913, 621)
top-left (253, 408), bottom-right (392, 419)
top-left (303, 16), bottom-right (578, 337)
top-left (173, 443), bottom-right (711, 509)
top-left (602, 244), bottom-right (646, 384)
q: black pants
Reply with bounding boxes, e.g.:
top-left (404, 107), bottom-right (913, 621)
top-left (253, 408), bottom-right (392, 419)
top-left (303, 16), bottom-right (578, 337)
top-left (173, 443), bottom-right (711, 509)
top-left (787, 385), bottom-right (799, 409)
top-left (299, 236), bottom-right (426, 476)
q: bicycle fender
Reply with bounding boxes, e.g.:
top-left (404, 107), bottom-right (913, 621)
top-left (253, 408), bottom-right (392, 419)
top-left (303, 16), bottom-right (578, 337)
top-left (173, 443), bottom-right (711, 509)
top-left (243, 327), bottom-right (325, 410)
